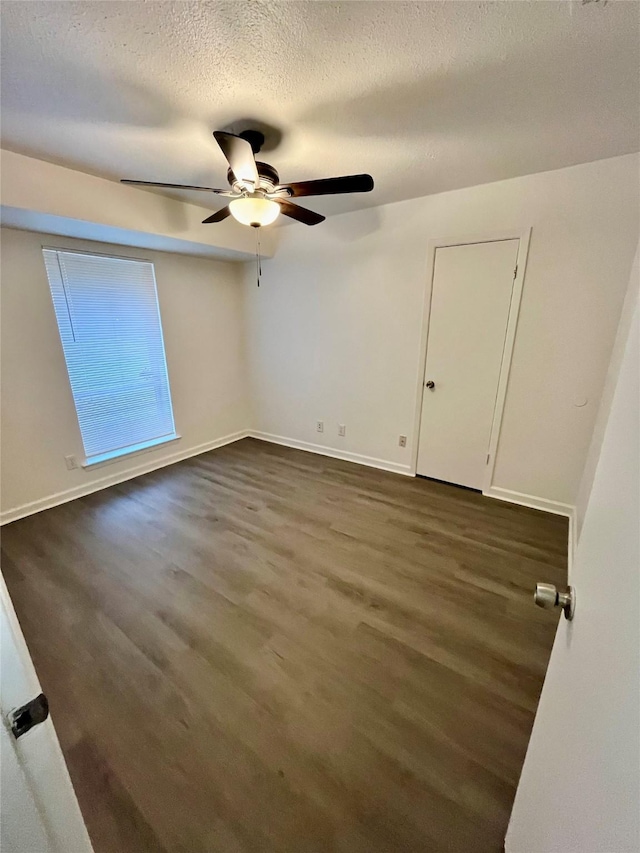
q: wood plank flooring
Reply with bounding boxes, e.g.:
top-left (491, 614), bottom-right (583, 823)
top-left (1, 438), bottom-right (568, 853)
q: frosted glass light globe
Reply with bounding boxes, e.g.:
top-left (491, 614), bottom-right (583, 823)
top-left (229, 196), bottom-right (280, 227)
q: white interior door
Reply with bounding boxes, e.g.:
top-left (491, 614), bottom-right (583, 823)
top-left (417, 239), bottom-right (519, 489)
top-left (0, 572), bottom-right (93, 853)
top-left (505, 300), bottom-right (639, 852)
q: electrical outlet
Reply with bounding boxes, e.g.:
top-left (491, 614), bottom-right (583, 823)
top-left (64, 454), bottom-right (79, 470)
top-left (338, 424), bottom-right (346, 437)
top-left (398, 435), bottom-right (407, 448)
top-left (316, 421), bottom-right (324, 433)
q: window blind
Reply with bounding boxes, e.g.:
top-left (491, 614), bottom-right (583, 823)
top-left (43, 248), bottom-right (177, 466)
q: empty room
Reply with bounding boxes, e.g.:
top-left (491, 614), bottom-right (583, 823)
top-left (1, 2), bottom-right (638, 852)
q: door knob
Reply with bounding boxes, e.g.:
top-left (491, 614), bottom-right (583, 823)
top-left (534, 583), bottom-right (575, 621)
top-left (425, 380), bottom-right (435, 390)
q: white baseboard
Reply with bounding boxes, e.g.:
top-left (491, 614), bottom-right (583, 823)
top-left (483, 485), bottom-right (573, 518)
top-left (0, 430), bottom-right (250, 525)
top-left (248, 431), bottom-right (414, 477)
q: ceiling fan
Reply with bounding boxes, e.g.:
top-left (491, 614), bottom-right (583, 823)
top-left (121, 130), bottom-right (374, 228)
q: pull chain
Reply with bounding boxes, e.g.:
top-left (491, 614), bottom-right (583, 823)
top-left (255, 227), bottom-right (262, 287)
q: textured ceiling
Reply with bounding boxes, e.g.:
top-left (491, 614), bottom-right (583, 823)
top-left (1, 1), bottom-right (639, 218)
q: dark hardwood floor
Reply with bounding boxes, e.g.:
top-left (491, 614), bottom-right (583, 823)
top-left (1, 438), bottom-right (567, 853)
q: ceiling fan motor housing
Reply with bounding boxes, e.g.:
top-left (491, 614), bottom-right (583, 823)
top-left (227, 161), bottom-right (280, 193)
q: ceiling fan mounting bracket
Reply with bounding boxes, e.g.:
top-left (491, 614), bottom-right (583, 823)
top-left (238, 129), bottom-right (266, 154)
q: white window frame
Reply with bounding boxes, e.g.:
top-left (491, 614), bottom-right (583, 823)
top-left (42, 246), bottom-right (180, 468)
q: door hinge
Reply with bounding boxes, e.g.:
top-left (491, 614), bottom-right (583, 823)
top-left (513, 264), bottom-right (518, 279)
top-left (9, 693), bottom-right (49, 739)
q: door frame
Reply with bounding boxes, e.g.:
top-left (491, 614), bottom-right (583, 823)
top-left (410, 228), bottom-right (532, 493)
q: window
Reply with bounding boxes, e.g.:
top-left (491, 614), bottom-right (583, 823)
top-left (43, 248), bottom-right (178, 466)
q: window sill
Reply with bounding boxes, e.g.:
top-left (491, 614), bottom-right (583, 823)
top-left (82, 434), bottom-right (181, 469)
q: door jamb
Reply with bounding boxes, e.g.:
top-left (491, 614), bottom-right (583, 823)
top-left (410, 229), bottom-right (532, 491)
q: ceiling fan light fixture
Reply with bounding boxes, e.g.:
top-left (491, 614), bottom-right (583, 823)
top-left (229, 195), bottom-right (280, 227)
top-left (122, 130), bottom-right (373, 229)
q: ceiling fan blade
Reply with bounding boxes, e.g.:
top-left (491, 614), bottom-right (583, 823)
top-left (280, 174), bottom-right (374, 198)
top-left (121, 179), bottom-right (233, 195)
top-left (213, 131), bottom-right (259, 190)
top-left (202, 207), bottom-right (231, 224)
top-left (275, 199), bottom-right (325, 226)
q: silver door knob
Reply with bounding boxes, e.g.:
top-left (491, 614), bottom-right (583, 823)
top-left (425, 380), bottom-right (435, 390)
top-left (534, 583), bottom-right (575, 621)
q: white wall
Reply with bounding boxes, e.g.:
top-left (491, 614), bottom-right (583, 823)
top-left (245, 154), bottom-right (639, 506)
top-left (2, 155), bottom-right (638, 521)
top-left (505, 280), bottom-right (639, 852)
top-left (0, 227), bottom-right (249, 521)
top-left (575, 242), bottom-right (639, 537)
